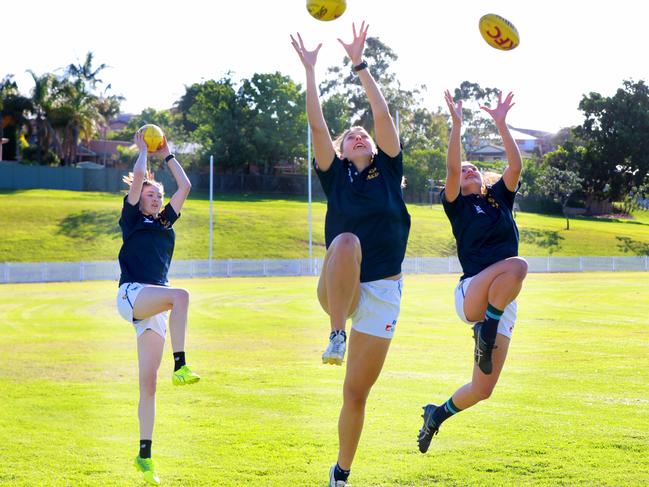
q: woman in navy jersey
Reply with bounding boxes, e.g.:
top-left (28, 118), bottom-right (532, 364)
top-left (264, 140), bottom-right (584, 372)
top-left (116, 130), bottom-right (200, 485)
top-left (417, 90), bottom-right (528, 453)
top-left (291, 22), bottom-right (411, 487)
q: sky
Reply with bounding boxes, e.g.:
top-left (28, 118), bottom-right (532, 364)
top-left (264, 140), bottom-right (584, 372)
top-left (3, 0), bottom-right (649, 133)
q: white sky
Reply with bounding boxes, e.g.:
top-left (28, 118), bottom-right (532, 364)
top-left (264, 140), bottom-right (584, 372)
top-left (4, 0), bottom-right (649, 133)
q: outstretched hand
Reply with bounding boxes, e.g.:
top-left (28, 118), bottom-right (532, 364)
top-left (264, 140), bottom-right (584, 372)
top-left (481, 91), bottom-right (515, 126)
top-left (154, 136), bottom-right (171, 159)
top-left (444, 90), bottom-right (462, 126)
top-left (290, 33), bottom-right (322, 71)
top-left (134, 130), bottom-right (147, 153)
top-left (337, 21), bottom-right (369, 65)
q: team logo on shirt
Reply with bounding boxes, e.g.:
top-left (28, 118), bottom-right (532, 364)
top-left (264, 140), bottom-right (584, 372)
top-left (143, 216), bottom-right (154, 224)
top-left (158, 210), bottom-right (172, 229)
top-left (367, 167), bottom-right (380, 180)
top-left (474, 205), bottom-right (486, 215)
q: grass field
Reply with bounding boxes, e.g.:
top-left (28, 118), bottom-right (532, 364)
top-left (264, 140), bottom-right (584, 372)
top-left (1, 273), bottom-right (647, 486)
top-left (2, 189), bottom-right (649, 262)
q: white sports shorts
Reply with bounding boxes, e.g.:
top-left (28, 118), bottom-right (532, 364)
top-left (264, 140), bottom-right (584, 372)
top-left (350, 278), bottom-right (403, 339)
top-left (116, 282), bottom-right (168, 339)
top-left (454, 276), bottom-right (517, 339)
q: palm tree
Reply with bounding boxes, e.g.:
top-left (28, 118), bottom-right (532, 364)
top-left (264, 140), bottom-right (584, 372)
top-left (95, 86), bottom-right (123, 165)
top-left (27, 71), bottom-right (64, 163)
top-left (57, 78), bottom-right (102, 164)
top-left (67, 52), bottom-right (107, 90)
top-left (56, 52), bottom-right (115, 165)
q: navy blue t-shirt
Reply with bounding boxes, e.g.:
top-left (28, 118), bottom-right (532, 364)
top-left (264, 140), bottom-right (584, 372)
top-left (118, 196), bottom-right (180, 286)
top-left (315, 147), bottom-right (411, 282)
top-left (441, 178), bottom-right (519, 280)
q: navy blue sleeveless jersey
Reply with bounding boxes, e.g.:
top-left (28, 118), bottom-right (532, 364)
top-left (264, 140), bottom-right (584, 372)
top-left (118, 196), bottom-right (179, 286)
top-left (315, 147), bottom-right (411, 282)
top-left (441, 178), bottom-right (519, 280)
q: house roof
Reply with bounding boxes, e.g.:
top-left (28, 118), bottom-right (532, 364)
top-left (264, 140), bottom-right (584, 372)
top-left (508, 125), bottom-right (554, 139)
top-left (76, 145), bottom-right (97, 156)
top-left (468, 144), bottom-right (506, 155)
top-left (508, 128), bottom-right (538, 141)
top-left (88, 139), bottom-right (133, 155)
top-left (167, 141), bottom-right (201, 154)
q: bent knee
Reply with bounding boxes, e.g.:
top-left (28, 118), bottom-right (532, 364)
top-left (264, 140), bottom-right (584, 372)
top-left (172, 288), bottom-right (190, 306)
top-left (507, 257), bottom-right (528, 280)
top-left (330, 233), bottom-right (361, 256)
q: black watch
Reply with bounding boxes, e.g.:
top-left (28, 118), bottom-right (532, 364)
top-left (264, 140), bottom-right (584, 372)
top-left (352, 60), bottom-right (368, 72)
top-left (164, 154), bottom-right (176, 163)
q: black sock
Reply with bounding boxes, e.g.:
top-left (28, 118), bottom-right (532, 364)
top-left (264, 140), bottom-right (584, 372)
top-left (139, 439), bottom-right (152, 459)
top-left (480, 303), bottom-right (504, 346)
top-left (333, 463), bottom-right (350, 482)
top-left (173, 351), bottom-right (186, 372)
top-left (330, 330), bottom-right (346, 341)
top-left (432, 397), bottom-right (462, 426)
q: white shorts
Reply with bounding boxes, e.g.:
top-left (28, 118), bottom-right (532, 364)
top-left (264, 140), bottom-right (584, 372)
top-left (454, 276), bottom-right (517, 339)
top-left (116, 282), bottom-right (168, 339)
top-left (350, 278), bottom-right (403, 339)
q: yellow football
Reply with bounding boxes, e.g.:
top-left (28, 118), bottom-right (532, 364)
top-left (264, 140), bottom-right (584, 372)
top-left (306, 0), bottom-right (346, 21)
top-left (139, 124), bottom-right (166, 153)
top-left (479, 13), bottom-right (520, 51)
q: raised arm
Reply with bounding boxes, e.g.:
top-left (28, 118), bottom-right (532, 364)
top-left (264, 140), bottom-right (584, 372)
top-left (290, 33), bottom-right (336, 171)
top-left (481, 91), bottom-right (521, 191)
top-left (338, 21), bottom-right (400, 157)
top-left (158, 139), bottom-right (191, 215)
top-left (126, 131), bottom-right (148, 206)
top-left (444, 90), bottom-right (463, 203)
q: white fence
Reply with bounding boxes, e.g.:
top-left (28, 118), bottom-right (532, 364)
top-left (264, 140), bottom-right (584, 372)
top-left (0, 256), bottom-right (648, 284)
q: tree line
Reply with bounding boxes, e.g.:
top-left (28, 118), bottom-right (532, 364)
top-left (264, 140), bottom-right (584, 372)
top-left (2, 45), bottom-right (648, 215)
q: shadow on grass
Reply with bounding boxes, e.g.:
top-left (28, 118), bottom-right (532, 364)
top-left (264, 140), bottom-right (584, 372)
top-left (520, 228), bottom-right (564, 254)
top-left (616, 236), bottom-right (649, 255)
top-left (569, 215), bottom-right (649, 227)
top-left (57, 210), bottom-right (120, 240)
top-left (436, 237), bottom-right (457, 257)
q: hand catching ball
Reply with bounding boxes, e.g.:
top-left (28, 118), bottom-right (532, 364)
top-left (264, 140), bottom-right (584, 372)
top-left (139, 124), bottom-right (166, 153)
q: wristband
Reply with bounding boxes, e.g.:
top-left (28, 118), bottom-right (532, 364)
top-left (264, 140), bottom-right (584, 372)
top-left (352, 60), bottom-right (368, 72)
top-left (164, 154), bottom-right (176, 163)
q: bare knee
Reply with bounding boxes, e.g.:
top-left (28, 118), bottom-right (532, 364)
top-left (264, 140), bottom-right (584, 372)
top-left (172, 289), bottom-right (190, 307)
top-left (507, 258), bottom-right (528, 281)
top-left (331, 233), bottom-right (361, 260)
top-left (139, 372), bottom-right (157, 397)
top-left (343, 384), bottom-right (370, 410)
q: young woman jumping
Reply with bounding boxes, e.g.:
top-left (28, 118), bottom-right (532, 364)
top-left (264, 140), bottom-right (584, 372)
top-left (418, 90), bottom-right (528, 453)
top-left (116, 130), bottom-right (200, 485)
top-left (292, 22), bottom-right (411, 486)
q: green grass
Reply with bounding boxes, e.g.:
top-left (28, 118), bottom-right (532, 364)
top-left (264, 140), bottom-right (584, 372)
top-left (1, 189), bottom-right (649, 262)
top-left (0, 273), bottom-right (647, 486)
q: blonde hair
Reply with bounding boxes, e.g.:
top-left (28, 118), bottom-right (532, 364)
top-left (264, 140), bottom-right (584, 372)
top-left (482, 171), bottom-right (501, 186)
top-left (122, 171), bottom-right (164, 192)
top-left (333, 126), bottom-right (377, 158)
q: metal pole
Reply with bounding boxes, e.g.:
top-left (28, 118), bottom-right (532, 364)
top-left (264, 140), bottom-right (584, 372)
top-left (308, 123), bottom-right (313, 274)
top-left (209, 155), bottom-right (214, 276)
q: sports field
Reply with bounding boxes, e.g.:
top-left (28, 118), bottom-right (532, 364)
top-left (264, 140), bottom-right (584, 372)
top-left (1, 273), bottom-right (647, 486)
top-left (2, 189), bottom-right (649, 262)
